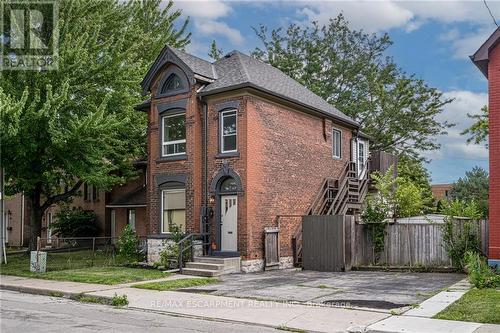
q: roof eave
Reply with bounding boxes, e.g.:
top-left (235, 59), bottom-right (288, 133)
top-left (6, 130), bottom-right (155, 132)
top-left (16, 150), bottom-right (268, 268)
top-left (199, 83), bottom-right (360, 128)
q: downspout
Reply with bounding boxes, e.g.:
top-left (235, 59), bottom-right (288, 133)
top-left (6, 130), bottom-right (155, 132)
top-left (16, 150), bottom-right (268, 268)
top-left (197, 85), bottom-right (209, 254)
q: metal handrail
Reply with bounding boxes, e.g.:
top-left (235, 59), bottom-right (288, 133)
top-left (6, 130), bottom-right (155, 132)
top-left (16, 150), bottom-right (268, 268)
top-left (177, 232), bottom-right (211, 273)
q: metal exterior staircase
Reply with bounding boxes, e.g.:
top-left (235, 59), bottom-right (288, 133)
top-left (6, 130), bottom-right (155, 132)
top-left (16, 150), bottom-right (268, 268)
top-left (292, 161), bottom-right (370, 266)
top-left (308, 161), bottom-right (369, 216)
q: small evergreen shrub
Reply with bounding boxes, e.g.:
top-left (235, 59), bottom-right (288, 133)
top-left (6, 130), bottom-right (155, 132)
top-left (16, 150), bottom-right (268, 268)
top-left (116, 225), bottom-right (143, 263)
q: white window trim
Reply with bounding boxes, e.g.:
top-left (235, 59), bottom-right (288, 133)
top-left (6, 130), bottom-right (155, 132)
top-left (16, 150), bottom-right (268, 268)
top-left (162, 113), bottom-right (186, 157)
top-left (220, 109), bottom-right (237, 153)
top-left (160, 188), bottom-right (186, 234)
top-left (332, 128), bottom-right (342, 159)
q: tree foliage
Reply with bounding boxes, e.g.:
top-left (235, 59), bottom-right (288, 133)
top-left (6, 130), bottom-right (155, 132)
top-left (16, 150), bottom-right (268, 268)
top-left (450, 167), bottom-right (489, 219)
top-left (0, 0), bottom-right (190, 249)
top-left (252, 15), bottom-right (454, 159)
top-left (397, 156), bottom-right (434, 211)
top-left (208, 40), bottom-right (223, 61)
top-left (462, 105), bottom-right (489, 148)
top-left (52, 208), bottom-right (100, 238)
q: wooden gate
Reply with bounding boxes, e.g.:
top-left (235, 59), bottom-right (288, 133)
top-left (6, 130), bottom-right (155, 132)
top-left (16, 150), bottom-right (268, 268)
top-left (302, 215), bottom-right (347, 271)
top-left (264, 227), bottom-right (279, 269)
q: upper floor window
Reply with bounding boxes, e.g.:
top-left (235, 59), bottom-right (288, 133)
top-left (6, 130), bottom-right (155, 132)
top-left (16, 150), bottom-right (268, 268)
top-left (332, 129), bottom-right (342, 159)
top-left (162, 113), bottom-right (186, 156)
top-left (220, 110), bottom-right (237, 153)
top-left (161, 74), bottom-right (183, 94)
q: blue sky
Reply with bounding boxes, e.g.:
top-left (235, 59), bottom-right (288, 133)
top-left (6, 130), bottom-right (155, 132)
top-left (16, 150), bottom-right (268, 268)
top-left (172, 0), bottom-right (494, 184)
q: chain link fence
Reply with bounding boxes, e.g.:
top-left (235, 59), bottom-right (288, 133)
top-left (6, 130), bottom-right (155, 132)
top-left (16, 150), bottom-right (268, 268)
top-left (3, 236), bottom-right (147, 274)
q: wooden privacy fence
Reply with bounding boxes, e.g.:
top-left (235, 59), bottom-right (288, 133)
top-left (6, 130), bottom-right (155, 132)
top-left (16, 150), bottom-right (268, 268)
top-left (299, 215), bottom-right (488, 271)
top-left (348, 219), bottom-right (489, 267)
top-left (302, 215), bottom-right (347, 271)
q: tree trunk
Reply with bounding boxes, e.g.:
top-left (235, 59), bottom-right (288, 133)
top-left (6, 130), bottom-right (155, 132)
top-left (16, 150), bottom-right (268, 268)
top-left (28, 190), bottom-right (43, 251)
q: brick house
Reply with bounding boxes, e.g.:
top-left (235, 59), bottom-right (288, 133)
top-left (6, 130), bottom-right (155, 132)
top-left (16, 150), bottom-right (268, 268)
top-left (431, 184), bottom-right (453, 201)
top-left (138, 46), bottom-right (370, 272)
top-left (471, 28), bottom-right (500, 266)
top-left (3, 166), bottom-right (147, 247)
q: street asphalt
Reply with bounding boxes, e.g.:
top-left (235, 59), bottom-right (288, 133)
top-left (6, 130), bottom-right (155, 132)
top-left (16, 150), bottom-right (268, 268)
top-left (0, 290), bottom-right (278, 333)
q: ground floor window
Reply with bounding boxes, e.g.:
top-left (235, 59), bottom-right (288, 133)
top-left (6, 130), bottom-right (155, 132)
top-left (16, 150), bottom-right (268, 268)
top-left (128, 209), bottom-right (136, 231)
top-left (161, 189), bottom-right (186, 233)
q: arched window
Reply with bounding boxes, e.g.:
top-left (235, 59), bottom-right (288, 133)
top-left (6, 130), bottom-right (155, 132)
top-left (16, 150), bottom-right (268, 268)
top-left (220, 177), bottom-right (238, 193)
top-left (161, 74), bottom-right (183, 93)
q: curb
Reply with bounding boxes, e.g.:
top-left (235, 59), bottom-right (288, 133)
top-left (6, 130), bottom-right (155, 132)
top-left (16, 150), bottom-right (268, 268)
top-left (0, 284), bottom-right (114, 305)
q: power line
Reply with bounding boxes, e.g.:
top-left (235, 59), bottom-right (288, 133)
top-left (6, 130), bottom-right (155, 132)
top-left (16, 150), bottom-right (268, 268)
top-left (483, 0), bottom-right (498, 27)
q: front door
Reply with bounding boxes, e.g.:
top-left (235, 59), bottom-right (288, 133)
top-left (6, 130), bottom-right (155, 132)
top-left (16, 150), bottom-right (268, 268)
top-left (220, 195), bottom-right (237, 251)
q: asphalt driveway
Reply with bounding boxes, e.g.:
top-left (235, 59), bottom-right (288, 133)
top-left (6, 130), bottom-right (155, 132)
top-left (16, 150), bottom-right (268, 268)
top-left (184, 270), bottom-right (465, 311)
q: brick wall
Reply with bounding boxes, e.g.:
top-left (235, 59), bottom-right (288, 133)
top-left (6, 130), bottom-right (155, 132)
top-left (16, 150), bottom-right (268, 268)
top-left (245, 96), bottom-right (353, 260)
top-left (488, 45), bottom-right (500, 260)
top-left (146, 64), bottom-right (202, 236)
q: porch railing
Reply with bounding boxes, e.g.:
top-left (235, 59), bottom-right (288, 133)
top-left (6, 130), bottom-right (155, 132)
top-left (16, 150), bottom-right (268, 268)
top-left (177, 233), bottom-right (211, 273)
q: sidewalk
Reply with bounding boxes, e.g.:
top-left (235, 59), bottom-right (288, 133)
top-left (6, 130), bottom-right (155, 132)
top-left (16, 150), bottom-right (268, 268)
top-left (1, 274), bottom-right (499, 333)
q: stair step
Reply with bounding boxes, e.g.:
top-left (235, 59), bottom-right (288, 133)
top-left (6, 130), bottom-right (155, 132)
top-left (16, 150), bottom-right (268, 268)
top-left (181, 268), bottom-right (222, 277)
top-left (185, 262), bottom-right (224, 271)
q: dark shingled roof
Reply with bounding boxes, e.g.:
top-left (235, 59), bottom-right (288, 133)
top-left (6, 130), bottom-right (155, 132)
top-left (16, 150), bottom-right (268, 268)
top-left (168, 47), bottom-right (216, 80)
top-left (200, 51), bottom-right (357, 126)
top-left (142, 47), bottom-right (357, 126)
top-left (107, 186), bottom-right (146, 207)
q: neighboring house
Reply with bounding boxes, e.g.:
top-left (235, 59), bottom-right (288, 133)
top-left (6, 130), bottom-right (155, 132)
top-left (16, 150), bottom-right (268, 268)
top-left (3, 193), bottom-right (30, 247)
top-left (138, 46), bottom-right (372, 272)
top-left (3, 167), bottom-right (147, 247)
top-left (471, 28), bottom-right (500, 266)
top-left (431, 184), bottom-right (453, 201)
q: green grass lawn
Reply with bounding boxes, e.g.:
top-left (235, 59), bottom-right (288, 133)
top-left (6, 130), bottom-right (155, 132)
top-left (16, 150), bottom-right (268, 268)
top-left (133, 277), bottom-right (218, 291)
top-left (0, 251), bottom-right (168, 285)
top-left (434, 289), bottom-right (500, 324)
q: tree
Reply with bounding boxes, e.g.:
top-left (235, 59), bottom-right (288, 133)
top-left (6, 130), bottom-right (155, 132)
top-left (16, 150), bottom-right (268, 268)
top-left (252, 15), bottom-right (454, 159)
top-left (0, 0), bottom-right (190, 249)
top-left (462, 105), bottom-right (488, 148)
top-left (450, 167), bottom-right (489, 219)
top-left (208, 40), bottom-right (223, 61)
top-left (397, 156), bottom-right (434, 211)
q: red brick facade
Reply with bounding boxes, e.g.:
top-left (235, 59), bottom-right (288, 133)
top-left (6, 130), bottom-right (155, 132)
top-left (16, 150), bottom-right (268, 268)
top-left (145, 62), bottom-right (358, 265)
top-left (488, 45), bottom-right (500, 260)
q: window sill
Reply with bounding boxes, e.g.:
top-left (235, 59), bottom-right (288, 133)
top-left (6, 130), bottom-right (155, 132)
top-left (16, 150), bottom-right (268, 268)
top-left (215, 151), bottom-right (240, 159)
top-left (156, 155), bottom-right (187, 163)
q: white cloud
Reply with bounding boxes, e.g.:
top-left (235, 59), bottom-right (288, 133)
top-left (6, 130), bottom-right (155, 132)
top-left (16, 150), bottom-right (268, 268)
top-left (295, 1), bottom-right (414, 33)
top-left (173, 0), bottom-right (232, 19)
top-left (428, 90), bottom-right (488, 161)
top-left (194, 19), bottom-right (244, 45)
top-left (443, 27), bottom-right (493, 59)
top-left (286, 0), bottom-right (499, 59)
top-left (172, 0), bottom-right (244, 47)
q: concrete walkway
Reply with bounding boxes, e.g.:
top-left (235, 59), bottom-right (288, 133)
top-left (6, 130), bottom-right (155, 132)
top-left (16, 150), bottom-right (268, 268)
top-left (1, 274), bottom-right (499, 333)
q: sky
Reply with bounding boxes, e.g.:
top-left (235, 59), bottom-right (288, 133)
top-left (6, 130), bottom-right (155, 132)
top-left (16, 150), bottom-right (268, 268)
top-left (171, 0), bottom-right (494, 184)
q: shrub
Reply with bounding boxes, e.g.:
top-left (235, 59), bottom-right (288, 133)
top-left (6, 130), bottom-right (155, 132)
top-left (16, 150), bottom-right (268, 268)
top-left (158, 224), bottom-right (190, 269)
top-left (52, 208), bottom-right (100, 237)
top-left (441, 200), bottom-right (481, 269)
top-left (464, 251), bottom-right (500, 289)
top-left (116, 225), bottom-right (143, 263)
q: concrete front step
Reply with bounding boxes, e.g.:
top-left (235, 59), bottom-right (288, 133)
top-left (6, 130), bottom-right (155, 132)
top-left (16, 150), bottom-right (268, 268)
top-left (181, 256), bottom-right (241, 276)
top-left (185, 262), bottom-right (224, 271)
top-left (181, 268), bottom-right (223, 277)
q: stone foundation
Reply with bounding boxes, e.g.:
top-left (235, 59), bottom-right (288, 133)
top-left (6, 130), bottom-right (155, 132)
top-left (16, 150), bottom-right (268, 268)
top-left (241, 256), bottom-right (294, 273)
top-left (241, 259), bottom-right (265, 273)
top-left (147, 238), bottom-right (203, 264)
top-left (279, 256), bottom-right (294, 269)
